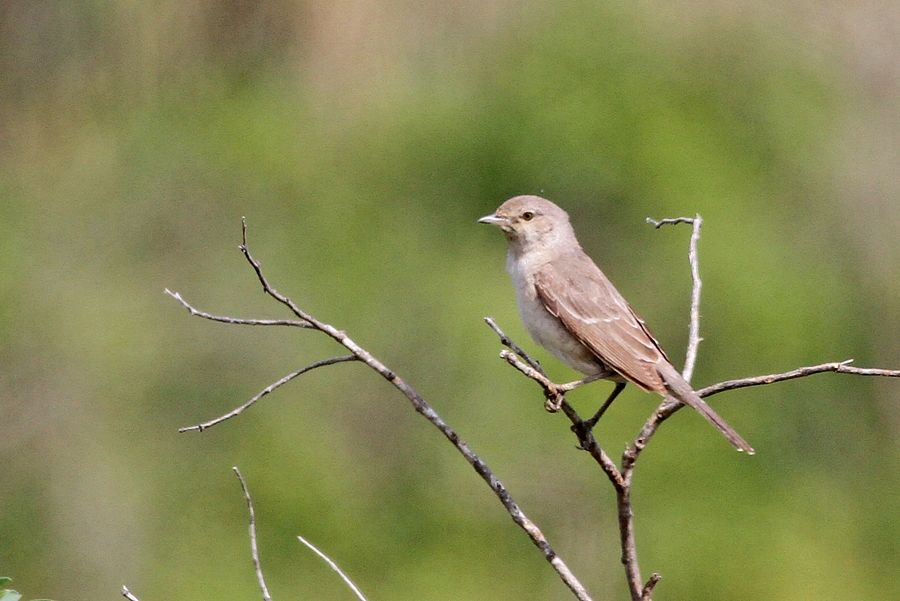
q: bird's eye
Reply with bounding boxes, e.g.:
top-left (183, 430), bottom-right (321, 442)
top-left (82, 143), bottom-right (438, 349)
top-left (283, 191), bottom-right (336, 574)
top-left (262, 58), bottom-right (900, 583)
top-left (521, 211), bottom-right (535, 221)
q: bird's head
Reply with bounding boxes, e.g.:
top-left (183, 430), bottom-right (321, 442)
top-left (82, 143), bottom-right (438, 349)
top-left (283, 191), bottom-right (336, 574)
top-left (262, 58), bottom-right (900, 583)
top-left (478, 195), bottom-right (576, 254)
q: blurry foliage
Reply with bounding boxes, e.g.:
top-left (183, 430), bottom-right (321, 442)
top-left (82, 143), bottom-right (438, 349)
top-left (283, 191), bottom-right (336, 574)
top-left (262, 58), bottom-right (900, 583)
top-left (0, 2), bottom-right (897, 601)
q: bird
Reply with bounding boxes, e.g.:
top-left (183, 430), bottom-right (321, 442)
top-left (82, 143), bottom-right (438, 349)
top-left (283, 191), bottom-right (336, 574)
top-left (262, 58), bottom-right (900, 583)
top-left (479, 195), bottom-right (754, 454)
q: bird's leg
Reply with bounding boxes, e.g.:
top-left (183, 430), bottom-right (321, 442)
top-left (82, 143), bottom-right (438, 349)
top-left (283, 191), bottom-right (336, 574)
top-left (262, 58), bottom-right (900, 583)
top-left (558, 371), bottom-right (610, 391)
top-left (583, 382), bottom-right (626, 430)
top-left (543, 385), bottom-right (567, 412)
top-left (544, 371), bottom-right (612, 412)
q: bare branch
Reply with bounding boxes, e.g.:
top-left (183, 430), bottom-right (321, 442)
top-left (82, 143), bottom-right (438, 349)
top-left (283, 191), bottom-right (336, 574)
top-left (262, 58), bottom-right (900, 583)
top-left (619, 359), bottom-right (900, 471)
top-left (645, 215), bottom-right (703, 382)
top-left (497, 347), bottom-right (613, 412)
top-left (498, 349), bottom-right (565, 411)
top-left (168, 220), bottom-right (595, 601)
top-left (297, 535), bottom-right (369, 601)
top-left (683, 216), bottom-right (703, 382)
top-left (617, 482), bottom-right (643, 600)
top-left (233, 467), bottom-right (273, 601)
top-left (179, 355), bottom-right (358, 433)
top-left (700, 360), bottom-right (900, 397)
top-left (164, 289), bottom-right (312, 328)
top-left (641, 574), bottom-right (662, 601)
top-left (484, 316), bottom-right (544, 372)
top-left (121, 585), bottom-right (141, 601)
top-left (645, 216), bottom-right (695, 229)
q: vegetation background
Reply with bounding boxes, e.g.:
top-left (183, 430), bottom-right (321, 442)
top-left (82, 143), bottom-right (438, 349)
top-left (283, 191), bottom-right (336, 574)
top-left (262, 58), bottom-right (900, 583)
top-left (1, 2), bottom-right (897, 600)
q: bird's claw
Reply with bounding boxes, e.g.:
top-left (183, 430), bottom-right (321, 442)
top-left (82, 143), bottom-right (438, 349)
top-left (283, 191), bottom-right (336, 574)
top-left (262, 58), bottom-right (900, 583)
top-left (544, 386), bottom-right (565, 412)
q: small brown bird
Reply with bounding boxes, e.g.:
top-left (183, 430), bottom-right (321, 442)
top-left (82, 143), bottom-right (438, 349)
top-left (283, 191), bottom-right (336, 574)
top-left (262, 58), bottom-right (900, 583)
top-left (480, 195), bottom-right (753, 454)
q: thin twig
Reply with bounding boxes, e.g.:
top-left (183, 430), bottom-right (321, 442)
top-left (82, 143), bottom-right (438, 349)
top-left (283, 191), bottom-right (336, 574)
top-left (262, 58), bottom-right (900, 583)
top-left (484, 316), bottom-right (543, 372)
top-left (645, 216), bottom-right (703, 382)
top-left (617, 479), bottom-right (642, 600)
top-left (645, 216), bottom-right (696, 229)
top-left (641, 574), bottom-right (662, 601)
top-left (165, 289), bottom-right (312, 328)
top-left (297, 535), bottom-right (369, 601)
top-left (683, 216), bottom-right (703, 382)
top-left (121, 586), bottom-right (141, 601)
top-left (699, 360), bottom-right (900, 398)
top-left (233, 467), bottom-right (273, 601)
top-left (498, 348), bottom-right (613, 409)
top-left (178, 355), bottom-right (358, 433)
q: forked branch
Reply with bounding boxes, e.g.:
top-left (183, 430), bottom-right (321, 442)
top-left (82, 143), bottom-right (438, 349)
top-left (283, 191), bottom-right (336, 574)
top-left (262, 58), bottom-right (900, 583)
top-left (166, 219), bottom-right (595, 601)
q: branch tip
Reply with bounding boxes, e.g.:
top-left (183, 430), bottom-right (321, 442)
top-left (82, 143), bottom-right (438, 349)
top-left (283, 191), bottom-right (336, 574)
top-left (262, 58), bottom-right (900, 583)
top-left (121, 585), bottom-right (141, 601)
top-left (233, 466), bottom-right (273, 601)
top-left (297, 535), bottom-right (369, 601)
top-left (641, 573), bottom-right (662, 600)
top-left (178, 355), bottom-right (358, 433)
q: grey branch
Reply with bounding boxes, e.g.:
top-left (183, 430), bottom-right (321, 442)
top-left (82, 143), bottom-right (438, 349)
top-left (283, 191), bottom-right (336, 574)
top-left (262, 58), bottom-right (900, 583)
top-left (164, 288), bottom-right (312, 328)
top-left (178, 355), bottom-right (358, 432)
top-left (166, 219), bottom-right (594, 601)
top-left (641, 573), bottom-right (662, 601)
top-left (624, 360), bottom-right (900, 450)
top-left (616, 214), bottom-right (702, 599)
top-left (233, 467), bottom-right (273, 601)
top-left (297, 535), bottom-right (369, 601)
top-left (645, 216), bottom-right (696, 229)
top-left (699, 360), bottom-right (900, 398)
top-left (645, 215), bottom-right (703, 382)
top-left (683, 215), bottom-right (703, 383)
top-left (121, 585), bottom-right (141, 601)
top-left (484, 316), bottom-right (544, 372)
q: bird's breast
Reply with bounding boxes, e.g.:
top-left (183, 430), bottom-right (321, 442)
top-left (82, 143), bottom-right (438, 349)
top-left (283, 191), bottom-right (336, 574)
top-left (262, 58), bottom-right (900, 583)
top-left (508, 257), bottom-right (607, 375)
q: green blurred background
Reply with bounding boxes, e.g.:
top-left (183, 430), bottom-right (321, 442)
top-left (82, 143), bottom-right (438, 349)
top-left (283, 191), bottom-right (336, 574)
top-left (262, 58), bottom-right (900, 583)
top-left (1, 2), bottom-right (898, 600)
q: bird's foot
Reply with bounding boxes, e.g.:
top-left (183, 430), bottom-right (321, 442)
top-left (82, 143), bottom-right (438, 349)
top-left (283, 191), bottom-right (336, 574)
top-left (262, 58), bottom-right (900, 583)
top-left (543, 385), bottom-right (566, 412)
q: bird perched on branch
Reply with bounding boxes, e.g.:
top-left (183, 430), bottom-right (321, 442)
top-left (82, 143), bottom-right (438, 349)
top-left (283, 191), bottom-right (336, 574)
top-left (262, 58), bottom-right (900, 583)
top-left (479, 195), bottom-right (754, 454)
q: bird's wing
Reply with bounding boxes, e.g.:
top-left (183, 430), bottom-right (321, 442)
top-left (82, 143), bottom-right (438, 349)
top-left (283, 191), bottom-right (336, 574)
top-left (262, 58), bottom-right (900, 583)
top-left (534, 255), bottom-right (669, 392)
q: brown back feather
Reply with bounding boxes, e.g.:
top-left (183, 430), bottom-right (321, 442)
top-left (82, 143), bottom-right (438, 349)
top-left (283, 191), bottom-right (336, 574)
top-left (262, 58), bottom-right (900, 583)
top-left (534, 253), bottom-right (670, 393)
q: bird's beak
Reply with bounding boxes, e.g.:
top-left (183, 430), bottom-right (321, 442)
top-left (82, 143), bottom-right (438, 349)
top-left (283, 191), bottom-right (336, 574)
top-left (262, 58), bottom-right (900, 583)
top-left (478, 213), bottom-right (509, 227)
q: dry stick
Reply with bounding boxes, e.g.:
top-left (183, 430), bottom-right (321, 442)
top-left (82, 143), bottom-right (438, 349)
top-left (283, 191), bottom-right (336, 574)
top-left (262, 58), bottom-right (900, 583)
top-left (168, 219), bottom-right (594, 601)
top-left (484, 316), bottom-right (544, 372)
top-left (622, 215), bottom-right (705, 600)
top-left (640, 574), bottom-right (662, 601)
top-left (121, 586), bottom-right (141, 601)
top-left (683, 216), bottom-right (703, 382)
top-left (616, 359), bottom-right (900, 472)
top-left (165, 288), bottom-right (312, 328)
top-left (297, 535), bottom-right (369, 601)
top-left (233, 467), bottom-right (273, 601)
top-left (646, 217), bottom-right (696, 229)
top-left (699, 361), bottom-right (900, 397)
top-left (177, 353), bottom-right (358, 432)
top-left (646, 216), bottom-right (703, 382)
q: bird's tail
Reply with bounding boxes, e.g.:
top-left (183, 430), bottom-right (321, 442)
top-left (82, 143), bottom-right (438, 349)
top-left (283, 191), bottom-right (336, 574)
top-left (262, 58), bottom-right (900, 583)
top-left (657, 362), bottom-right (755, 455)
